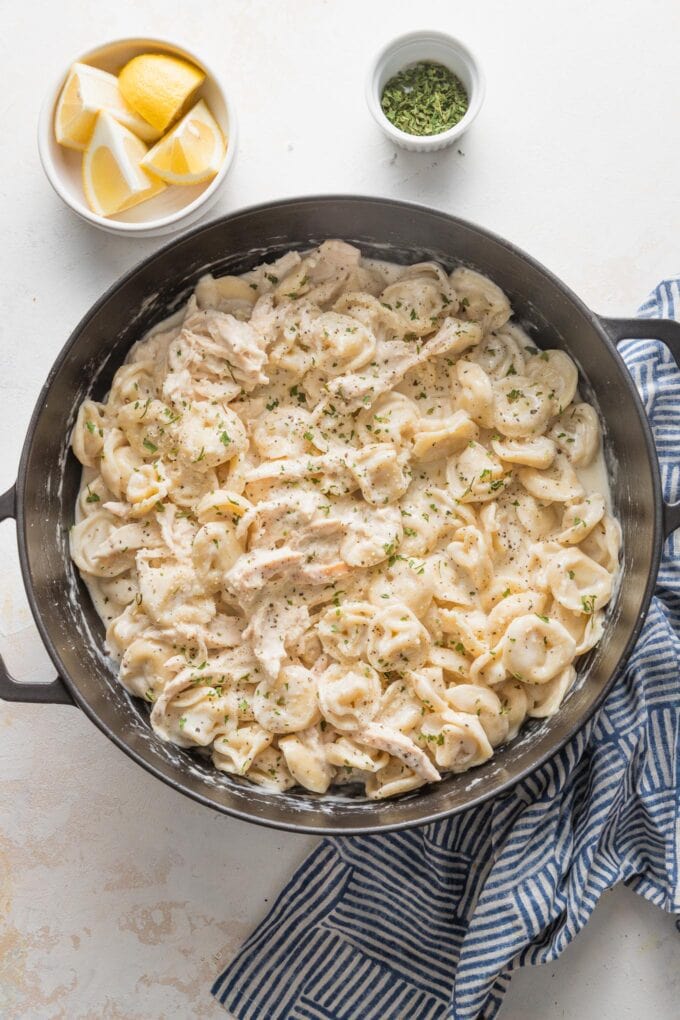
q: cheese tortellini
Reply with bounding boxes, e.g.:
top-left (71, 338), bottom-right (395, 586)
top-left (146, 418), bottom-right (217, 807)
top-left (71, 243), bottom-right (620, 800)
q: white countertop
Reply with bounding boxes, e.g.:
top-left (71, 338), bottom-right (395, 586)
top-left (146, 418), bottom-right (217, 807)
top-left (1, 1), bottom-right (678, 1016)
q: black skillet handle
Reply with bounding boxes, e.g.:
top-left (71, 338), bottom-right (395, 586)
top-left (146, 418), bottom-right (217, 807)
top-left (599, 315), bottom-right (680, 538)
top-left (0, 484), bottom-right (74, 705)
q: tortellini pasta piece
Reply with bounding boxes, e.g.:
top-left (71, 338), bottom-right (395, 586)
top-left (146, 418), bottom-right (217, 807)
top-left (175, 402), bottom-right (247, 468)
top-left (495, 679), bottom-right (530, 740)
top-left (356, 391), bottom-right (419, 446)
top-left (508, 490), bottom-right (560, 542)
top-left (469, 649), bottom-right (507, 687)
top-left (116, 398), bottom-right (176, 458)
top-left (379, 679), bottom-right (424, 732)
top-left (407, 666), bottom-right (448, 712)
top-left (105, 601), bottom-right (149, 658)
top-left (411, 410), bottom-right (479, 463)
top-left (518, 453), bottom-right (584, 502)
top-left (349, 443), bottom-right (411, 504)
top-left (579, 514), bottom-right (621, 573)
top-left (456, 362), bottom-right (495, 428)
top-left (109, 361), bottom-right (157, 406)
top-left (469, 323), bottom-right (528, 380)
top-left (549, 602), bottom-right (605, 656)
top-left (420, 709), bottom-right (494, 771)
top-left (318, 662), bottom-right (381, 731)
top-left (309, 312), bottom-right (377, 374)
top-left (501, 614), bottom-right (576, 684)
top-left (70, 513), bottom-right (149, 578)
top-left (247, 746), bottom-right (296, 792)
top-left (549, 403), bottom-right (601, 466)
top-left (150, 672), bottom-right (236, 748)
top-left (436, 607), bottom-right (488, 659)
top-left (380, 272), bottom-right (451, 336)
top-left (526, 665), bottom-right (577, 718)
top-left (99, 429), bottom-right (142, 499)
top-left (213, 724), bottom-right (273, 776)
top-left (450, 266), bottom-right (511, 332)
top-left (365, 760), bottom-right (425, 800)
top-left (448, 525), bottom-right (494, 593)
top-left (278, 727), bottom-right (335, 793)
top-left (77, 475), bottom-right (112, 517)
top-left (366, 604), bottom-right (431, 672)
top-left (195, 272), bottom-right (259, 314)
top-left (428, 644), bottom-right (471, 681)
top-left (253, 664), bottom-right (320, 734)
top-left (486, 590), bottom-right (547, 646)
top-left (339, 503), bottom-right (403, 569)
top-left (318, 600), bottom-right (376, 659)
top-left (525, 349), bottom-right (578, 414)
top-left (491, 435), bottom-right (556, 469)
top-left (137, 557), bottom-right (215, 627)
top-left (446, 441), bottom-right (509, 503)
top-left (163, 460), bottom-right (219, 508)
top-left (368, 558), bottom-right (435, 618)
top-left (72, 400), bottom-right (106, 467)
top-left (119, 636), bottom-right (175, 700)
top-left (125, 461), bottom-right (170, 517)
top-left (493, 377), bottom-right (553, 438)
top-left (558, 492), bottom-right (606, 544)
top-left (192, 522), bottom-right (242, 591)
top-left (398, 483), bottom-right (464, 556)
top-left (443, 684), bottom-right (509, 747)
top-left (251, 405), bottom-right (313, 460)
top-left (196, 488), bottom-right (252, 524)
top-left (546, 548), bottom-right (614, 615)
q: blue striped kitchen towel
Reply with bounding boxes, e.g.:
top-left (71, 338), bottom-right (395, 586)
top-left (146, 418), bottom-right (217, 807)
top-left (212, 280), bottom-right (680, 1020)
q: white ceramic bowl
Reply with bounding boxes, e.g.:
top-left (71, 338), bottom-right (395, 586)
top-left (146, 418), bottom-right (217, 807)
top-left (38, 37), bottom-right (238, 238)
top-left (366, 30), bottom-right (485, 153)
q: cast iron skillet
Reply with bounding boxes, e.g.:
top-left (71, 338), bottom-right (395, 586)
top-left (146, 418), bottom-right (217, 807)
top-left (2, 196), bottom-right (680, 835)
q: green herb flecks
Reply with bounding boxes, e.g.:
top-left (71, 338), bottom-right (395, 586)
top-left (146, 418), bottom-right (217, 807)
top-left (380, 61), bottom-right (468, 137)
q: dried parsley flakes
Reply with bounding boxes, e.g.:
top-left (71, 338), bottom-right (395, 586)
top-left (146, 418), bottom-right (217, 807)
top-left (380, 61), bottom-right (468, 136)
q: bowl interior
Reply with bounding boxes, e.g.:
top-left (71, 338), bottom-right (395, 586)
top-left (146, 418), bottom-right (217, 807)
top-left (41, 37), bottom-right (233, 228)
top-left (18, 198), bottom-right (659, 833)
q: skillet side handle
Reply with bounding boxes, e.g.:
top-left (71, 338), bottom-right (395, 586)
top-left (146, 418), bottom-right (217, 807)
top-left (0, 484), bottom-right (74, 706)
top-left (0, 655), bottom-right (74, 705)
top-left (600, 315), bottom-right (680, 537)
top-left (0, 484), bottom-right (16, 521)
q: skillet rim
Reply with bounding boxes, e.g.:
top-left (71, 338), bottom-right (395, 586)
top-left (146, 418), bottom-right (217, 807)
top-left (12, 194), bottom-right (665, 834)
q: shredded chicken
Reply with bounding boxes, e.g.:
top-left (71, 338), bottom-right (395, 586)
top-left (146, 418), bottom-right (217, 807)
top-left (357, 722), bottom-right (441, 783)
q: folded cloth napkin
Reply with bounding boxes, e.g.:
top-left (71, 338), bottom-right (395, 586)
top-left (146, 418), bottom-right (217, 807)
top-left (212, 280), bottom-right (680, 1020)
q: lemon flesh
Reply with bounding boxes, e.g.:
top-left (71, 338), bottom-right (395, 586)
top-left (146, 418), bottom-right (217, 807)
top-left (140, 99), bottom-right (225, 185)
top-left (55, 62), bottom-right (160, 150)
top-left (82, 111), bottom-right (166, 217)
top-left (118, 54), bottom-right (205, 133)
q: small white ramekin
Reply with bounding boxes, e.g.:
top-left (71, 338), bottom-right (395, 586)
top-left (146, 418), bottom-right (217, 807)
top-left (366, 30), bottom-right (485, 153)
top-left (38, 37), bottom-right (238, 238)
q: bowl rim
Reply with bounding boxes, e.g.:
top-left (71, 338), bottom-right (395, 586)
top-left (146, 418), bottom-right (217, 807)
top-left (12, 194), bottom-right (662, 835)
top-left (365, 29), bottom-right (486, 147)
top-left (37, 35), bottom-right (238, 234)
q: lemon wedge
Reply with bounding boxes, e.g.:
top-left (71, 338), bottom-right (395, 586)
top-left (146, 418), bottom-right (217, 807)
top-left (140, 100), bottom-right (225, 185)
top-left (118, 53), bottom-right (205, 133)
top-left (55, 62), bottom-right (161, 150)
top-left (82, 112), bottom-right (166, 217)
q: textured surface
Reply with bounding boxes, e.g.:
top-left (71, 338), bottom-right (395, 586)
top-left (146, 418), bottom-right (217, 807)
top-left (1, 0), bottom-right (679, 1017)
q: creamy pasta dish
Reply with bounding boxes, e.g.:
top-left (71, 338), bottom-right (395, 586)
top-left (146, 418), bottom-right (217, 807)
top-left (70, 241), bottom-right (620, 799)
